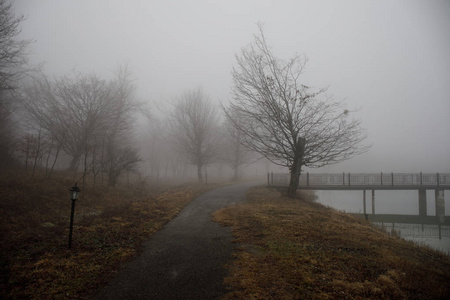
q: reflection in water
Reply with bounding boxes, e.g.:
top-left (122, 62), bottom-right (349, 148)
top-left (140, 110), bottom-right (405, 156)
top-left (315, 190), bottom-right (450, 255)
top-left (375, 223), bottom-right (450, 255)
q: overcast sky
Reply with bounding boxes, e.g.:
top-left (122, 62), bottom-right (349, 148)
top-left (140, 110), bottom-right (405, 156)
top-left (13, 0), bottom-right (450, 173)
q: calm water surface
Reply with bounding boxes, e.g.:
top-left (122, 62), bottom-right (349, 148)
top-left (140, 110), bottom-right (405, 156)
top-left (315, 190), bottom-right (450, 255)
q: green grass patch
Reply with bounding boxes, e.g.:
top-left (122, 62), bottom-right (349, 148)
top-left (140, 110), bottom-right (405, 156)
top-left (214, 186), bottom-right (450, 299)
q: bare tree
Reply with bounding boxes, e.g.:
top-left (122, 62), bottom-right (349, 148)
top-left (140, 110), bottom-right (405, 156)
top-left (167, 88), bottom-right (220, 182)
top-left (0, 0), bottom-right (32, 166)
top-left (0, 91), bottom-right (16, 167)
top-left (20, 73), bottom-right (111, 171)
top-left (107, 146), bottom-right (140, 187)
top-left (15, 133), bottom-right (35, 172)
top-left (220, 110), bottom-right (250, 181)
top-left (19, 75), bottom-right (68, 176)
top-left (19, 68), bottom-right (141, 184)
top-left (141, 117), bottom-right (169, 183)
top-left (0, 0), bottom-right (30, 92)
top-left (102, 67), bottom-right (141, 186)
top-left (224, 24), bottom-right (369, 197)
top-left (57, 72), bottom-right (117, 171)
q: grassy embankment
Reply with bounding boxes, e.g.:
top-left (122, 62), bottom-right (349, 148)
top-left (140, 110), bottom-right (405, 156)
top-left (214, 186), bottom-right (450, 299)
top-left (0, 169), bottom-right (210, 299)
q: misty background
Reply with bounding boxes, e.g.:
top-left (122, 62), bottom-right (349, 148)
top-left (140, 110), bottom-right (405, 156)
top-left (3, 0), bottom-right (448, 257)
top-left (13, 0), bottom-right (450, 175)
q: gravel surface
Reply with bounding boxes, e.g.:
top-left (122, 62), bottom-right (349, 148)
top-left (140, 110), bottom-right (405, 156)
top-left (94, 182), bottom-right (259, 300)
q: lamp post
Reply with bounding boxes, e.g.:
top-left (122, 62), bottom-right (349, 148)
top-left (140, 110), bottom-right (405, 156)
top-left (68, 183), bottom-right (81, 249)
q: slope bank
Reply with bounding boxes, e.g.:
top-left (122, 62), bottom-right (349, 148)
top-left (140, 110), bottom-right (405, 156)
top-left (214, 186), bottom-right (450, 299)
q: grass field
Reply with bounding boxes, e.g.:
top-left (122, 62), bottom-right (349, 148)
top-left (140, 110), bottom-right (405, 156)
top-left (3, 172), bottom-right (449, 299)
top-left (0, 169), bottom-right (208, 299)
top-left (214, 186), bottom-right (450, 299)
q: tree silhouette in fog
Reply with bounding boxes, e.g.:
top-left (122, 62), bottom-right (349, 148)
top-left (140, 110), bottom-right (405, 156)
top-left (20, 68), bottom-right (141, 186)
top-left (224, 24), bottom-right (369, 198)
top-left (167, 88), bottom-right (220, 182)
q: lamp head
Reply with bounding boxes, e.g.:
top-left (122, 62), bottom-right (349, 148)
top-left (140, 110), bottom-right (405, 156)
top-left (70, 183), bottom-right (81, 201)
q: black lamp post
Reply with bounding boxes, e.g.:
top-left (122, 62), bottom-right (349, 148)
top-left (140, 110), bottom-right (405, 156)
top-left (68, 183), bottom-right (81, 249)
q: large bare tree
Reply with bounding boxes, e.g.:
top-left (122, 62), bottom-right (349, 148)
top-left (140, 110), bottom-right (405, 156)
top-left (224, 25), bottom-right (369, 197)
top-left (167, 88), bottom-right (220, 182)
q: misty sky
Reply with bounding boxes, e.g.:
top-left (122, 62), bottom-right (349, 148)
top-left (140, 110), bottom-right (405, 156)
top-left (13, 0), bottom-right (450, 173)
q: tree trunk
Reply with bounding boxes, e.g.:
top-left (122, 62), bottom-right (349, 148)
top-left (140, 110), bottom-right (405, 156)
top-left (45, 137), bottom-right (54, 176)
top-left (31, 133), bottom-right (42, 179)
top-left (197, 164), bottom-right (203, 182)
top-left (82, 147), bottom-right (88, 189)
top-left (109, 169), bottom-right (117, 187)
top-left (68, 154), bottom-right (81, 171)
top-left (68, 140), bottom-right (86, 171)
top-left (287, 137), bottom-right (306, 198)
top-left (48, 142), bottom-right (61, 179)
top-left (287, 161), bottom-right (302, 198)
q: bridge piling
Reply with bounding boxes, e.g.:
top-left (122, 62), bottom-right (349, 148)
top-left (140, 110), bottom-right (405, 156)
top-left (372, 190), bottom-right (375, 214)
top-left (435, 190), bottom-right (445, 223)
top-left (363, 190), bottom-right (366, 215)
top-left (418, 189), bottom-right (427, 217)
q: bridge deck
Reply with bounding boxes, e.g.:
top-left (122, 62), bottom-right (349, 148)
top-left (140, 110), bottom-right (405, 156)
top-left (297, 185), bottom-right (450, 190)
top-left (269, 172), bottom-right (450, 190)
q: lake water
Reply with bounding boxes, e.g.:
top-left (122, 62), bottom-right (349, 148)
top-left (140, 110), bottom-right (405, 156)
top-left (315, 190), bottom-right (450, 255)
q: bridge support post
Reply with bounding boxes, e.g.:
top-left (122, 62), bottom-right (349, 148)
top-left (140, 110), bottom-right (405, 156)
top-left (435, 190), bottom-right (445, 223)
top-left (363, 190), bottom-right (367, 217)
top-left (418, 189), bottom-right (427, 217)
top-left (371, 190), bottom-right (375, 214)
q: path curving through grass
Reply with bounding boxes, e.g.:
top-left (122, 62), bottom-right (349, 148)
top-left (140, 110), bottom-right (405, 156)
top-left (95, 181), bottom-right (258, 299)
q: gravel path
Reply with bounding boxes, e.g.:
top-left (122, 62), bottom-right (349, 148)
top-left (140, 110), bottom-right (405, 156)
top-left (94, 182), bottom-right (258, 300)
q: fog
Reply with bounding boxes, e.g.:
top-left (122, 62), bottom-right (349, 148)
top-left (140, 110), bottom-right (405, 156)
top-left (13, 0), bottom-right (450, 174)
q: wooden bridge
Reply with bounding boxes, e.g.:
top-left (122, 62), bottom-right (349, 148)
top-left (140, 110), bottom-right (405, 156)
top-left (268, 172), bottom-right (450, 225)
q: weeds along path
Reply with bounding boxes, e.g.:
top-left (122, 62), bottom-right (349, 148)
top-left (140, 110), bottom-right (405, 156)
top-left (94, 181), bottom-right (259, 300)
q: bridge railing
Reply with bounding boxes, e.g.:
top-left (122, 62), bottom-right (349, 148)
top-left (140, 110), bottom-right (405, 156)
top-left (268, 172), bottom-right (450, 187)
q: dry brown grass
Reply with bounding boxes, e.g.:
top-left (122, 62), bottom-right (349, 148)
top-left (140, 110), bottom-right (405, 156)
top-left (214, 186), bottom-right (450, 299)
top-left (0, 169), bottom-right (211, 299)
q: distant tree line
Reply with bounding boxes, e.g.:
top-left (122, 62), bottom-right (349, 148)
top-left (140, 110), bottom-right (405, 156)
top-left (143, 87), bottom-right (253, 184)
top-left (18, 68), bottom-right (141, 186)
